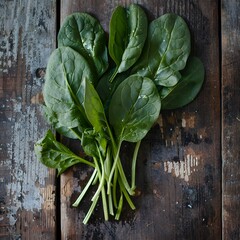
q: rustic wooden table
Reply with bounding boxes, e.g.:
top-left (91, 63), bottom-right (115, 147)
top-left (0, 0), bottom-right (239, 239)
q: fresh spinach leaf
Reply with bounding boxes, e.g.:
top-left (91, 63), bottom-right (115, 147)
top-left (43, 46), bottom-right (94, 136)
top-left (96, 68), bottom-right (116, 104)
top-left (34, 130), bottom-right (94, 176)
top-left (109, 75), bottom-right (161, 143)
top-left (83, 79), bottom-right (110, 139)
top-left (81, 129), bottom-right (99, 158)
top-left (132, 13), bottom-right (191, 87)
top-left (43, 106), bottom-right (81, 139)
top-left (109, 4), bottom-right (148, 74)
top-left (58, 13), bottom-right (108, 77)
top-left (161, 56), bottom-right (204, 109)
top-left (96, 68), bottom-right (128, 109)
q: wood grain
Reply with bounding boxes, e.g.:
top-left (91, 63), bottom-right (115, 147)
top-left (222, 0), bottom-right (240, 239)
top-left (0, 1), bottom-right (57, 239)
top-left (59, 0), bottom-right (221, 239)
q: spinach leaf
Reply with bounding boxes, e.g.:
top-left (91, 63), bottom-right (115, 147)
top-left (96, 68), bottom-right (116, 104)
top-left (58, 13), bottom-right (108, 78)
top-left (83, 79), bottom-right (110, 139)
top-left (160, 56), bottom-right (204, 109)
top-left (82, 79), bottom-right (111, 155)
top-left (109, 4), bottom-right (148, 74)
top-left (43, 46), bottom-right (94, 137)
top-left (109, 75), bottom-right (161, 143)
top-left (132, 13), bottom-right (191, 87)
top-left (96, 68), bottom-right (128, 108)
top-left (43, 106), bottom-right (81, 139)
top-left (34, 130), bottom-right (94, 176)
top-left (81, 129), bottom-right (99, 158)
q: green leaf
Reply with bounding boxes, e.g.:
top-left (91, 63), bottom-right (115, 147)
top-left (34, 130), bottom-right (94, 176)
top-left (109, 75), bottom-right (161, 143)
top-left (43, 46), bottom-right (94, 137)
top-left (58, 13), bottom-right (108, 77)
top-left (43, 106), bottom-right (81, 139)
top-left (132, 13), bottom-right (191, 87)
top-left (81, 129), bottom-right (98, 158)
top-left (109, 4), bottom-right (148, 73)
top-left (160, 56), bottom-right (205, 109)
top-left (96, 68), bottom-right (128, 109)
top-left (83, 79), bottom-right (110, 138)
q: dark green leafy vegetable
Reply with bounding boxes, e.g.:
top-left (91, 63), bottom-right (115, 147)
top-left (35, 4), bottom-right (204, 224)
top-left (43, 46), bottom-right (94, 138)
top-left (160, 56), bottom-right (204, 109)
top-left (132, 13), bottom-right (191, 87)
top-left (43, 106), bottom-right (81, 139)
top-left (83, 79), bottom-right (110, 138)
top-left (109, 4), bottom-right (148, 75)
top-left (34, 130), bottom-right (94, 176)
top-left (58, 13), bottom-right (108, 77)
top-left (109, 75), bottom-right (161, 143)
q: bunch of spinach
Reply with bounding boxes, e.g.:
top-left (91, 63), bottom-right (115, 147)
top-left (35, 3), bottom-right (204, 224)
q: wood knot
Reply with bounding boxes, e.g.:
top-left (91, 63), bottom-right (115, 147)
top-left (35, 68), bottom-right (46, 78)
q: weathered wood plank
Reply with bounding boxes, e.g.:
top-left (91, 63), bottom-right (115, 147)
top-left (0, 1), bottom-right (57, 239)
top-left (59, 0), bottom-right (221, 239)
top-left (222, 0), bottom-right (240, 239)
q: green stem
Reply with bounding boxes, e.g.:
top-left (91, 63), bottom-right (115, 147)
top-left (99, 149), bottom-right (109, 221)
top-left (91, 156), bottom-right (104, 202)
top-left (109, 67), bottom-right (118, 83)
top-left (113, 166), bottom-right (118, 208)
top-left (76, 156), bottom-right (95, 168)
top-left (107, 128), bottom-right (133, 196)
top-left (83, 195), bottom-right (99, 224)
top-left (115, 193), bottom-right (123, 220)
top-left (101, 183), bottom-right (109, 221)
top-left (105, 117), bottom-right (132, 195)
top-left (72, 169), bottom-right (97, 207)
top-left (107, 142), bottom-right (121, 195)
top-left (119, 177), bottom-right (136, 210)
top-left (108, 189), bottom-right (114, 216)
top-left (104, 146), bottom-right (111, 179)
top-left (92, 148), bottom-right (108, 221)
top-left (131, 140), bottom-right (141, 191)
top-left (117, 159), bottom-right (134, 195)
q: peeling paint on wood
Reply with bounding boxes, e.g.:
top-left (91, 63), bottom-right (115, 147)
top-left (0, 0), bottom-right (56, 238)
top-left (163, 154), bottom-right (200, 182)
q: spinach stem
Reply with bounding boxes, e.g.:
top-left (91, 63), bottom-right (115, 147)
top-left (72, 169), bottom-right (97, 207)
top-left (108, 186), bottom-right (114, 216)
top-left (109, 67), bottom-right (118, 83)
top-left (118, 177), bottom-right (136, 210)
top-left (101, 183), bottom-right (109, 221)
top-left (83, 194), bottom-right (99, 224)
top-left (117, 159), bottom-right (134, 195)
top-left (98, 148), bottom-right (109, 221)
top-left (76, 156), bottom-right (95, 168)
top-left (131, 140), bottom-right (141, 191)
top-left (113, 166), bottom-right (118, 208)
top-left (91, 155), bottom-right (104, 202)
top-left (104, 146), bottom-right (111, 179)
top-left (107, 142), bottom-right (121, 194)
top-left (107, 127), bottom-right (133, 196)
top-left (115, 193), bottom-right (123, 220)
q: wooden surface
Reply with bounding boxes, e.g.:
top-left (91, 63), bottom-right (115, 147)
top-left (0, 0), bottom-right (239, 239)
top-left (0, 1), bottom-right (57, 239)
top-left (222, 0), bottom-right (240, 239)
